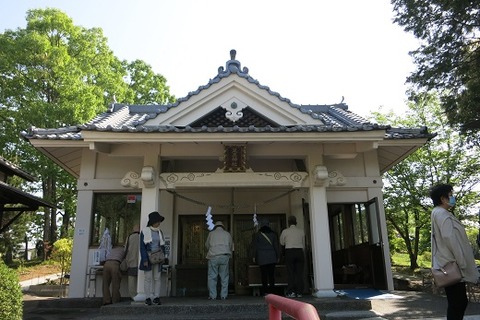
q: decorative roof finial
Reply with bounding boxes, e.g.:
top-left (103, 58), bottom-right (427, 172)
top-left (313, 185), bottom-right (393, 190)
top-left (217, 49), bottom-right (249, 75)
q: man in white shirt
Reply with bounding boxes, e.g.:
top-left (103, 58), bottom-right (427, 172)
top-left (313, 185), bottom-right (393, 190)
top-left (280, 215), bottom-right (305, 298)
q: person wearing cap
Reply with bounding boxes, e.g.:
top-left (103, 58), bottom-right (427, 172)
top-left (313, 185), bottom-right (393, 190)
top-left (280, 215), bottom-right (305, 298)
top-left (252, 218), bottom-right (280, 296)
top-left (205, 221), bottom-right (233, 300)
top-left (140, 211), bottom-right (166, 305)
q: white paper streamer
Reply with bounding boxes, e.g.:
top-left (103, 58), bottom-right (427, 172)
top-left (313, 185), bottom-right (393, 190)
top-left (205, 206), bottom-right (214, 231)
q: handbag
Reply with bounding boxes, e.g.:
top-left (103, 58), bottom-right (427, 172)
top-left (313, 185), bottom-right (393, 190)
top-left (431, 261), bottom-right (462, 288)
top-left (148, 249), bottom-right (165, 264)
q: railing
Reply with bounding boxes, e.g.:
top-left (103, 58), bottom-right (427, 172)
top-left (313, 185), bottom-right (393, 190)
top-left (265, 294), bottom-right (321, 320)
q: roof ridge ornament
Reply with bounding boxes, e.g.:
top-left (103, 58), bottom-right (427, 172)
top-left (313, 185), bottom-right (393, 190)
top-left (224, 101), bottom-right (244, 123)
top-left (218, 49), bottom-right (249, 75)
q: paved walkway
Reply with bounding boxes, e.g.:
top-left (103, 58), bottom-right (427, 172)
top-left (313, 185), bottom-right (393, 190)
top-left (369, 290), bottom-right (480, 320)
top-left (20, 275), bottom-right (480, 320)
top-left (22, 290), bottom-right (480, 320)
top-left (20, 273), bottom-right (61, 290)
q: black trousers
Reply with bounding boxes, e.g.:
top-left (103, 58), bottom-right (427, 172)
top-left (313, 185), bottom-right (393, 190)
top-left (259, 263), bottom-right (276, 295)
top-left (444, 281), bottom-right (468, 320)
top-left (285, 248), bottom-right (304, 294)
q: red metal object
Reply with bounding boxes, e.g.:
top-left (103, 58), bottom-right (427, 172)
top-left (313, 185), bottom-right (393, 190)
top-left (265, 294), bottom-right (321, 320)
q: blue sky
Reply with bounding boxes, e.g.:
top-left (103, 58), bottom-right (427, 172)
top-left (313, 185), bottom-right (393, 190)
top-left (1, 0), bottom-right (419, 117)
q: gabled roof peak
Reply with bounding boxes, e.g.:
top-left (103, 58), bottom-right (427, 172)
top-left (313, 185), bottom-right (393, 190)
top-left (218, 49), bottom-right (249, 76)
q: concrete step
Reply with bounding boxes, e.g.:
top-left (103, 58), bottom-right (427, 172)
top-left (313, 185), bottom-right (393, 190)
top-left (93, 296), bottom-right (375, 320)
top-left (324, 310), bottom-right (386, 320)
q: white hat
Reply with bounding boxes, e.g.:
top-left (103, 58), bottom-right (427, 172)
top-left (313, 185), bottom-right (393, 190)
top-left (214, 221), bottom-right (224, 228)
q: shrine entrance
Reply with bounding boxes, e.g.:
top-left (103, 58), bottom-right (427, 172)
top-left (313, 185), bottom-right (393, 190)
top-left (175, 213), bottom-right (286, 296)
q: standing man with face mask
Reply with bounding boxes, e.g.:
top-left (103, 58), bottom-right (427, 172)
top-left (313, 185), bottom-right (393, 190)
top-left (430, 184), bottom-right (478, 320)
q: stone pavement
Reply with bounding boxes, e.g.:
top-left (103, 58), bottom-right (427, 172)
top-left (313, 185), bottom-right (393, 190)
top-left (369, 290), bottom-right (480, 320)
top-left (22, 290), bottom-right (480, 320)
top-left (20, 272), bottom-right (62, 291)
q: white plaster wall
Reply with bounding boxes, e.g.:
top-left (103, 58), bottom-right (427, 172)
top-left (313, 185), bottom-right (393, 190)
top-left (95, 154), bottom-right (143, 179)
top-left (324, 155), bottom-right (366, 177)
top-left (231, 188), bottom-right (291, 215)
top-left (326, 190), bottom-right (369, 203)
top-left (171, 188), bottom-right (292, 216)
top-left (173, 188), bottom-right (233, 215)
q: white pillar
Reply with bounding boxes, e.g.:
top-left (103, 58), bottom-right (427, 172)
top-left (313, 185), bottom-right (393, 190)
top-left (309, 165), bottom-right (337, 298)
top-left (133, 146), bottom-right (161, 302)
top-left (69, 189), bottom-right (94, 298)
top-left (69, 149), bottom-right (97, 298)
top-left (133, 185), bottom-right (160, 302)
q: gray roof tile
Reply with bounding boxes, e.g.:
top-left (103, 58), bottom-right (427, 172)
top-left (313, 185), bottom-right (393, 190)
top-left (21, 50), bottom-right (434, 142)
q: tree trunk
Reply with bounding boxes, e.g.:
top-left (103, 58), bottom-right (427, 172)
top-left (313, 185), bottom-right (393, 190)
top-left (24, 234), bottom-right (29, 261)
top-left (42, 175), bottom-right (57, 259)
top-left (409, 253), bottom-right (419, 269)
top-left (60, 211), bottom-right (70, 238)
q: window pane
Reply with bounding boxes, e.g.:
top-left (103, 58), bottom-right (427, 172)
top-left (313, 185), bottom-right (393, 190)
top-left (91, 193), bottom-right (142, 246)
top-left (353, 203), bottom-right (369, 245)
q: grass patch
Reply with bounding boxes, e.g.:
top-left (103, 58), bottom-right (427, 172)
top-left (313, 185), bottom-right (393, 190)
top-left (9, 259), bottom-right (61, 282)
top-left (391, 252), bottom-right (431, 278)
top-left (391, 253), bottom-right (431, 269)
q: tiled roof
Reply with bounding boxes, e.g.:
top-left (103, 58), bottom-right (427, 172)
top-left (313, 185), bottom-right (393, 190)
top-left (21, 50), bottom-right (434, 141)
top-left (0, 180), bottom-right (55, 209)
top-left (21, 105), bottom-right (432, 141)
top-left (0, 156), bottom-right (36, 181)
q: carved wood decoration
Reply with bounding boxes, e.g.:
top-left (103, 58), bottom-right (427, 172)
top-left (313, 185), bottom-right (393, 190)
top-left (223, 145), bottom-right (247, 172)
top-left (121, 166), bottom-right (156, 188)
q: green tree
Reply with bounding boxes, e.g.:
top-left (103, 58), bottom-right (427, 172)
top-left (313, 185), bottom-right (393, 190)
top-left (0, 8), bottom-right (125, 249)
top-left (0, 8), bottom-right (173, 257)
top-left (51, 238), bottom-right (73, 286)
top-left (391, 0), bottom-right (480, 139)
top-left (372, 92), bottom-right (480, 269)
top-left (123, 59), bottom-right (175, 105)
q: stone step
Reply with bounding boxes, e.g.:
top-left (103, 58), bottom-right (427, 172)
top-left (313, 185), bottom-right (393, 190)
top-left (93, 296), bottom-right (374, 320)
top-left (323, 310), bottom-right (386, 320)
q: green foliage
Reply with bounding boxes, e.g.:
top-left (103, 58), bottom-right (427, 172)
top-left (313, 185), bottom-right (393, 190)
top-left (123, 60), bottom-right (175, 105)
top-left (466, 227), bottom-right (480, 259)
top-left (51, 238), bottom-right (73, 285)
top-left (0, 8), bottom-right (173, 254)
top-left (391, 0), bottom-right (480, 139)
top-left (0, 260), bottom-right (23, 320)
top-left (389, 234), bottom-right (407, 254)
top-left (371, 91), bottom-right (480, 269)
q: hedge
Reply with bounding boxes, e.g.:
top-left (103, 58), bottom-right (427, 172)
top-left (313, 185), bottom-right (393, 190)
top-left (0, 260), bottom-right (23, 320)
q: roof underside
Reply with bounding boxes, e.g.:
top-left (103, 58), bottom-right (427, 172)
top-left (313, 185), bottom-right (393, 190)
top-left (0, 156), bottom-right (36, 181)
top-left (0, 181), bottom-right (55, 210)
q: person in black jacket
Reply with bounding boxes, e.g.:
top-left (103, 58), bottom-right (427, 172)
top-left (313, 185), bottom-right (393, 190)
top-left (252, 219), bottom-right (280, 296)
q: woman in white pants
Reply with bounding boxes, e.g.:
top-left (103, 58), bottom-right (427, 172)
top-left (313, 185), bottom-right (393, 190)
top-left (139, 211), bottom-right (166, 305)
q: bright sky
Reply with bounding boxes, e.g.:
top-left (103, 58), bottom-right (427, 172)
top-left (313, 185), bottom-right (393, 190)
top-left (1, 0), bottom-right (420, 117)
